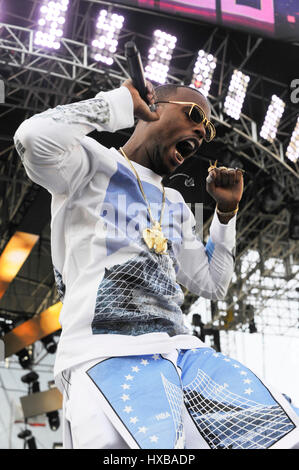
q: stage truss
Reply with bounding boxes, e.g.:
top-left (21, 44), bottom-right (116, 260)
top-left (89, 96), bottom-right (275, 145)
top-left (0, 0), bottom-right (298, 343)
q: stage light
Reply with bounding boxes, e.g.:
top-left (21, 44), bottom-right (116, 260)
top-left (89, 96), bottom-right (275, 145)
top-left (21, 371), bottom-right (39, 384)
top-left (3, 302), bottom-right (62, 359)
top-left (0, 231), bottom-right (39, 300)
top-left (260, 95), bottom-right (285, 142)
top-left (34, 0), bottom-right (69, 50)
top-left (286, 117), bottom-right (299, 163)
top-left (17, 429), bottom-right (37, 449)
top-left (190, 50), bottom-right (217, 96)
top-left (21, 371), bottom-right (40, 393)
top-left (91, 9), bottom-right (124, 65)
top-left (17, 347), bottom-right (33, 369)
top-left (41, 333), bottom-right (57, 354)
top-left (17, 429), bottom-right (31, 439)
top-left (47, 410), bottom-right (60, 431)
top-left (224, 70), bottom-right (250, 120)
top-left (144, 30), bottom-right (177, 84)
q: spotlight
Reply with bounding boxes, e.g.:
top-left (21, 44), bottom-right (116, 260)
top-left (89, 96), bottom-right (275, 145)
top-left (17, 429), bottom-right (31, 439)
top-left (21, 371), bottom-right (40, 393)
top-left (224, 69), bottom-right (250, 120)
top-left (17, 347), bottom-right (33, 369)
top-left (289, 203), bottom-right (299, 240)
top-left (145, 30), bottom-right (177, 84)
top-left (21, 371), bottom-right (39, 384)
top-left (41, 334), bottom-right (57, 354)
top-left (17, 429), bottom-right (37, 449)
top-left (91, 9), bottom-right (124, 65)
top-left (190, 50), bottom-right (217, 97)
top-left (260, 95), bottom-right (285, 143)
top-left (0, 319), bottom-right (13, 337)
top-left (47, 410), bottom-right (60, 431)
top-left (286, 117), bottom-right (299, 163)
top-left (34, 0), bottom-right (69, 50)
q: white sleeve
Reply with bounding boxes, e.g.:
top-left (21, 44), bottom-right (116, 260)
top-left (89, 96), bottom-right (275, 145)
top-left (175, 206), bottom-right (236, 301)
top-left (13, 86), bottom-right (134, 195)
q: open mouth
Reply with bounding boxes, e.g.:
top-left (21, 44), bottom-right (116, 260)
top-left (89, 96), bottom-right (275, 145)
top-left (172, 138), bottom-right (198, 166)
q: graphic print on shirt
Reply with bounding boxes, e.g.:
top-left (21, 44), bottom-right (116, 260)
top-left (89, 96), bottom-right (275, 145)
top-left (91, 250), bottom-right (187, 336)
top-left (99, 161), bottom-right (188, 257)
top-left (53, 266), bottom-right (65, 302)
top-left (29, 96), bottom-right (110, 126)
top-left (91, 161), bottom-right (191, 336)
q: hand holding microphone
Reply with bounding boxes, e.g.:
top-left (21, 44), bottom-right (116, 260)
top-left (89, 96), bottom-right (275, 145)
top-left (122, 41), bottom-right (159, 122)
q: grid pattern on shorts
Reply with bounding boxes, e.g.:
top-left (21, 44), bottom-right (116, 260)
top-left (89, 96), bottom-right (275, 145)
top-left (182, 368), bottom-right (295, 449)
top-left (161, 373), bottom-right (185, 449)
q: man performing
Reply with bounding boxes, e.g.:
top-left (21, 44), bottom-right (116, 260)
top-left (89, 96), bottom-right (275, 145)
top-left (14, 79), bottom-right (299, 449)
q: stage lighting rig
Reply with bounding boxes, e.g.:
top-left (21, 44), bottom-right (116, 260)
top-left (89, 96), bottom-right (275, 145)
top-left (47, 410), bottom-right (60, 431)
top-left (145, 30), bottom-right (177, 84)
top-left (224, 70), bottom-right (250, 120)
top-left (16, 346), bottom-right (33, 369)
top-left (34, 0), bottom-right (69, 50)
top-left (41, 333), bottom-right (57, 354)
top-left (91, 10), bottom-right (124, 65)
top-left (21, 371), bottom-right (40, 394)
top-left (190, 50), bottom-right (217, 97)
top-left (260, 95), bottom-right (285, 143)
top-left (17, 429), bottom-right (37, 449)
top-left (286, 117), bottom-right (299, 163)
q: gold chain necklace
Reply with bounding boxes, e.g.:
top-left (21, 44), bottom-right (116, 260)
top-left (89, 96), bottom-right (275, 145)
top-left (119, 147), bottom-right (168, 255)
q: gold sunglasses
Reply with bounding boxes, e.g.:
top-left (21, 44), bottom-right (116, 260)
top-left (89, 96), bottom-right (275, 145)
top-left (154, 100), bottom-right (216, 143)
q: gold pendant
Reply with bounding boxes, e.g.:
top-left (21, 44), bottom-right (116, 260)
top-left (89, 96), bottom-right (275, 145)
top-left (143, 221), bottom-right (168, 255)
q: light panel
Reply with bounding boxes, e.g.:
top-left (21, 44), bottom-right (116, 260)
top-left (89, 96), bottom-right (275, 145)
top-left (91, 10), bottom-right (124, 65)
top-left (286, 117), bottom-right (299, 163)
top-left (34, 0), bottom-right (69, 50)
top-left (190, 50), bottom-right (217, 97)
top-left (260, 95), bottom-right (285, 142)
top-left (144, 30), bottom-right (177, 84)
top-left (0, 231), bottom-right (39, 299)
top-left (3, 302), bottom-right (62, 358)
top-left (224, 69), bottom-right (250, 120)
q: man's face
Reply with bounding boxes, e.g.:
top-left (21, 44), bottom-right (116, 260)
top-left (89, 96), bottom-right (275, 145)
top-left (144, 88), bottom-right (211, 177)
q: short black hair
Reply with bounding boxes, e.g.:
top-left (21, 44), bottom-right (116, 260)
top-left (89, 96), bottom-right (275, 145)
top-left (154, 84), bottom-right (211, 110)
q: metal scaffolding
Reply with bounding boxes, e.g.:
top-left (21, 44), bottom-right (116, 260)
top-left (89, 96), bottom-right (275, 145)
top-left (0, 1), bottom-right (298, 339)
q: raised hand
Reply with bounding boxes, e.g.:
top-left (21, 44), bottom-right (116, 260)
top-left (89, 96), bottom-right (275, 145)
top-left (206, 161), bottom-right (244, 223)
top-left (122, 78), bottom-right (159, 122)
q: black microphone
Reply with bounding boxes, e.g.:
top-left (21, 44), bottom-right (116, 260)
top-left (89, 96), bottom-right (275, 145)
top-left (125, 41), bottom-right (149, 104)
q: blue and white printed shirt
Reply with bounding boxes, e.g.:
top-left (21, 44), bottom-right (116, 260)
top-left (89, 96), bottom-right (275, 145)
top-left (14, 86), bottom-right (236, 380)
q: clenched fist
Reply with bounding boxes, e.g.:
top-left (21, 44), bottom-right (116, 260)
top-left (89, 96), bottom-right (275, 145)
top-left (206, 162), bottom-right (244, 223)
